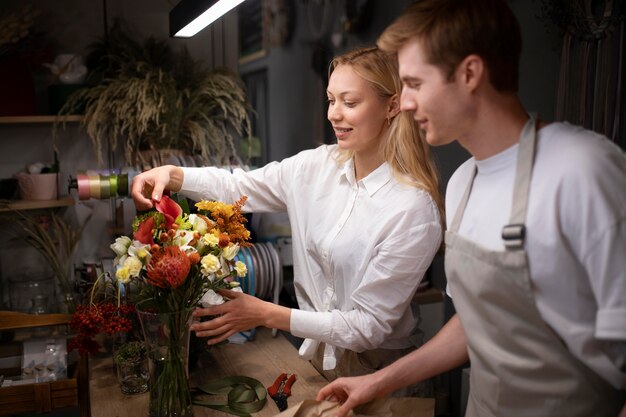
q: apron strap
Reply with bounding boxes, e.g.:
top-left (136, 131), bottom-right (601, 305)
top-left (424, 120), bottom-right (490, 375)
top-left (502, 114), bottom-right (537, 250)
top-left (449, 114), bottom-right (538, 247)
top-left (449, 165), bottom-right (476, 233)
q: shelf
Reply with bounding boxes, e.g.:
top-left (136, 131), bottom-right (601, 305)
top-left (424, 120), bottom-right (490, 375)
top-left (0, 115), bottom-right (83, 124)
top-left (0, 196), bottom-right (74, 212)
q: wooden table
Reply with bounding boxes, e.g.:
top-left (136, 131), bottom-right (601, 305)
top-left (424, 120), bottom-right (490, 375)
top-left (89, 328), bottom-right (328, 417)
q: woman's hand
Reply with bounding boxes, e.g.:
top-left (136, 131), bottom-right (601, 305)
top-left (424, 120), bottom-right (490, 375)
top-left (191, 289), bottom-right (291, 344)
top-left (316, 374), bottom-right (385, 417)
top-left (130, 165), bottom-right (184, 210)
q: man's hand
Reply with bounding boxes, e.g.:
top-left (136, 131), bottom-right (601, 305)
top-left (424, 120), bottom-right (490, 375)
top-left (316, 374), bottom-right (384, 417)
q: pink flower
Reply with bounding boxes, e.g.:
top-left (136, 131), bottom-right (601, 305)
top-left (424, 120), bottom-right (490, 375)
top-left (155, 195), bottom-right (182, 229)
top-left (134, 216), bottom-right (155, 245)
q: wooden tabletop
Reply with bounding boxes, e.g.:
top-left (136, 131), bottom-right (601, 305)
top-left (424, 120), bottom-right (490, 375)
top-left (89, 328), bottom-right (328, 417)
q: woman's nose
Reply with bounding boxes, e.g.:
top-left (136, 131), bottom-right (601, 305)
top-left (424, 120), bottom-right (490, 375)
top-left (327, 105), bottom-right (342, 122)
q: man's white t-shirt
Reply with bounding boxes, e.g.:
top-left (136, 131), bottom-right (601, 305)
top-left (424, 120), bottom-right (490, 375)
top-left (446, 122), bottom-right (626, 389)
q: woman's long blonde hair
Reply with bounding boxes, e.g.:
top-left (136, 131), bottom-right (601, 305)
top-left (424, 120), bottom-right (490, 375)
top-left (329, 46), bottom-right (444, 224)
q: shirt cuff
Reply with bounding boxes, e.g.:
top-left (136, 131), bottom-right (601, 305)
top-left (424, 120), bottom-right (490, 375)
top-left (290, 309), bottom-right (332, 340)
top-left (180, 167), bottom-right (200, 191)
top-left (596, 308), bottom-right (626, 339)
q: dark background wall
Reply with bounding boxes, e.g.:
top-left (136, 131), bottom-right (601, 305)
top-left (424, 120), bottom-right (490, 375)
top-left (2, 0), bottom-right (562, 181)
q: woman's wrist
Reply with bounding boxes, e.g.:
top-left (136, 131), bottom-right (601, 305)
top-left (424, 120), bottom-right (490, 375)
top-left (262, 301), bottom-right (291, 331)
top-left (168, 165), bottom-right (184, 191)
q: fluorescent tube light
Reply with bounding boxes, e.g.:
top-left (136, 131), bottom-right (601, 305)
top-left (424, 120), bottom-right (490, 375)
top-left (170, 0), bottom-right (247, 38)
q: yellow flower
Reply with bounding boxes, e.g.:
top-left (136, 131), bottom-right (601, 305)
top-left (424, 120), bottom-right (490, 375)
top-left (115, 266), bottom-right (131, 284)
top-left (123, 256), bottom-right (143, 277)
top-left (135, 248), bottom-right (150, 261)
top-left (234, 260), bottom-right (247, 277)
top-left (195, 201), bottom-right (234, 218)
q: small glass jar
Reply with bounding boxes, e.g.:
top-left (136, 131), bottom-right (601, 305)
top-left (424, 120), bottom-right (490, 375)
top-left (114, 343), bottom-right (149, 395)
top-left (30, 295), bottom-right (52, 337)
top-left (116, 357), bottom-right (149, 395)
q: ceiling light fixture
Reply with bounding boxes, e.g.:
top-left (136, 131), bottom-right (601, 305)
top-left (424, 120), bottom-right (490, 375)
top-left (170, 0), bottom-right (247, 38)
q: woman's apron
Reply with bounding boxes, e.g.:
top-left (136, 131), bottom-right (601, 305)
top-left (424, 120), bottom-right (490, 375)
top-left (445, 116), bottom-right (624, 416)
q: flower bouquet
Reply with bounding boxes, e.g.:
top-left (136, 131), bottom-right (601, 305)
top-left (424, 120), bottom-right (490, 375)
top-left (110, 194), bottom-right (251, 417)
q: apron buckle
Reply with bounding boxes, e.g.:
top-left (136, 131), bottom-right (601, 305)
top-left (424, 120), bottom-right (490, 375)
top-left (502, 223), bottom-right (526, 249)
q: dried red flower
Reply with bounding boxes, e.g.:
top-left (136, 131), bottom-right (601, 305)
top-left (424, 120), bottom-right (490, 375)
top-left (68, 302), bottom-right (136, 356)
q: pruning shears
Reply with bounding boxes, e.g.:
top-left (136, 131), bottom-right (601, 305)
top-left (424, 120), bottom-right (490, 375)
top-left (267, 372), bottom-right (297, 411)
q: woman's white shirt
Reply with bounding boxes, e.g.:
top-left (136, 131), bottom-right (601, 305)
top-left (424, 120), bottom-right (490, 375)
top-left (181, 144), bottom-right (442, 369)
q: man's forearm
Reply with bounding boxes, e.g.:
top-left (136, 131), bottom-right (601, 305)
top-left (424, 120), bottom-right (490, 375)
top-left (370, 314), bottom-right (469, 396)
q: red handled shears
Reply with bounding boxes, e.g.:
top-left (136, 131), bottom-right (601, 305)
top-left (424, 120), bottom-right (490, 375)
top-left (267, 373), bottom-right (297, 411)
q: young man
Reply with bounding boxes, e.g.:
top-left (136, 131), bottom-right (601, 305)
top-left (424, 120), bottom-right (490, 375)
top-left (317, 1), bottom-right (626, 416)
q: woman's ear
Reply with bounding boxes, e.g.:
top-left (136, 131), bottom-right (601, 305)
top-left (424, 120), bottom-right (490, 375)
top-left (388, 94), bottom-right (401, 119)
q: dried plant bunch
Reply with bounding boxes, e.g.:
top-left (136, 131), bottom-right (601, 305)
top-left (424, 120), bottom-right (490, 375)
top-left (12, 210), bottom-right (92, 310)
top-left (58, 21), bottom-right (252, 166)
top-left (0, 5), bottom-right (42, 58)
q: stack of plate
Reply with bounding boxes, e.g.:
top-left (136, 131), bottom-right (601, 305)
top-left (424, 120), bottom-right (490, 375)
top-left (234, 242), bottom-right (283, 337)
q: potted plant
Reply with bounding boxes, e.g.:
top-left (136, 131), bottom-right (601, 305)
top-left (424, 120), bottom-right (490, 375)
top-left (58, 21), bottom-right (251, 166)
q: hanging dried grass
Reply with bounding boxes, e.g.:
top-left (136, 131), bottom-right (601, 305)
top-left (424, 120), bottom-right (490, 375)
top-left (56, 23), bottom-right (251, 166)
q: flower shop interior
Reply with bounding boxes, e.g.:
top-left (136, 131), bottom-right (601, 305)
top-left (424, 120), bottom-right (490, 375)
top-left (0, 1), bottom-right (624, 417)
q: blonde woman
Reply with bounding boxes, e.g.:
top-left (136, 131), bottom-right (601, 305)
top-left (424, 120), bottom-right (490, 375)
top-left (131, 47), bottom-right (443, 394)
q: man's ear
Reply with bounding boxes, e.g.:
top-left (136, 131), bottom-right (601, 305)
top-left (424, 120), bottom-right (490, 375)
top-left (457, 54), bottom-right (484, 92)
top-left (388, 94), bottom-right (401, 119)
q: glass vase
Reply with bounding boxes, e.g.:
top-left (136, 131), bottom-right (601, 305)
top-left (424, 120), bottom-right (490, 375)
top-left (136, 306), bottom-right (194, 417)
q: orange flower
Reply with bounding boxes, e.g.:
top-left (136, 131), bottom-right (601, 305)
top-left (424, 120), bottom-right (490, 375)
top-left (188, 252), bottom-right (200, 265)
top-left (146, 246), bottom-right (190, 289)
top-left (218, 233), bottom-right (231, 248)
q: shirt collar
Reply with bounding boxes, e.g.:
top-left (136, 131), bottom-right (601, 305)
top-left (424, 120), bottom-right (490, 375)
top-left (341, 158), bottom-right (392, 197)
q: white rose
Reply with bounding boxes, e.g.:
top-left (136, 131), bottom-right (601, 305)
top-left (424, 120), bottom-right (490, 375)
top-left (199, 289), bottom-right (225, 307)
top-left (201, 233), bottom-right (220, 248)
top-left (201, 254), bottom-right (220, 276)
top-left (234, 260), bottom-right (247, 277)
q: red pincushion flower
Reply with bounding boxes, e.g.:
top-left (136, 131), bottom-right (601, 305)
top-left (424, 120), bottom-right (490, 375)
top-left (146, 246), bottom-right (190, 289)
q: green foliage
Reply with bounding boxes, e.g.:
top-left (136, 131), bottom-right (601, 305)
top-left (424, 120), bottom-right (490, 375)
top-left (114, 341), bottom-right (146, 365)
top-left (58, 21), bottom-right (251, 166)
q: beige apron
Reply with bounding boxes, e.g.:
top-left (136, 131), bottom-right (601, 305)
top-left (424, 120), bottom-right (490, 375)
top-left (445, 116), bottom-right (625, 416)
